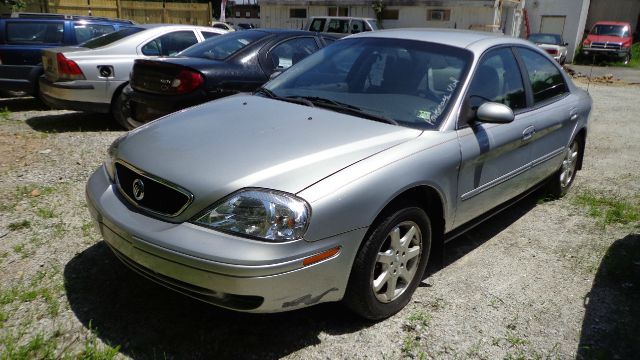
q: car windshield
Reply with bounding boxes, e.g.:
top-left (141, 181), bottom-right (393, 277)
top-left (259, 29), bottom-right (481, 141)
top-left (178, 30), bottom-right (268, 60)
top-left (591, 24), bottom-right (629, 37)
top-left (368, 20), bottom-right (380, 30)
top-left (528, 34), bottom-right (561, 45)
top-left (80, 26), bottom-right (144, 49)
top-left (263, 38), bottom-right (471, 129)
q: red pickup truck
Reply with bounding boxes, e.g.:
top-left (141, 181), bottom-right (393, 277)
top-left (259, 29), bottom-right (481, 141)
top-left (582, 21), bottom-right (633, 64)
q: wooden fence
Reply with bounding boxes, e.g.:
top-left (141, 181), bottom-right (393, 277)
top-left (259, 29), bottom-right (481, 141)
top-left (4, 0), bottom-right (213, 26)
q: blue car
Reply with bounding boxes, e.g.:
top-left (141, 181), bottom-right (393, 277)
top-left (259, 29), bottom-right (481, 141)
top-left (0, 12), bottom-right (134, 96)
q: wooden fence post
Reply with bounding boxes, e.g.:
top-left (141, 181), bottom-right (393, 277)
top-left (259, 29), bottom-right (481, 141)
top-left (116, 0), bottom-right (121, 18)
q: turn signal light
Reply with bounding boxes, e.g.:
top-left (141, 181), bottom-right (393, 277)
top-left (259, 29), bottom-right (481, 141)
top-left (302, 247), bottom-right (340, 267)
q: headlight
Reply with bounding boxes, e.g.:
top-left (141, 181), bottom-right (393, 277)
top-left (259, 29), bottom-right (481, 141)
top-left (193, 189), bottom-right (310, 242)
top-left (105, 134), bottom-right (127, 181)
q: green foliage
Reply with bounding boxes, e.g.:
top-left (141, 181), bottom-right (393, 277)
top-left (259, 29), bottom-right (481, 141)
top-left (8, 220), bottom-right (31, 231)
top-left (574, 192), bottom-right (640, 226)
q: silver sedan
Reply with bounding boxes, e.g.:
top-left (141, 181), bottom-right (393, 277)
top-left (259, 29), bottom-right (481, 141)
top-left (39, 24), bottom-right (227, 115)
top-left (86, 29), bottom-right (591, 319)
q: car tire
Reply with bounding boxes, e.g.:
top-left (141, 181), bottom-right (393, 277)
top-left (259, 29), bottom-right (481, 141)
top-left (546, 138), bottom-right (581, 198)
top-left (344, 204), bottom-right (431, 320)
top-left (113, 89), bottom-right (144, 130)
top-left (622, 52), bottom-right (631, 65)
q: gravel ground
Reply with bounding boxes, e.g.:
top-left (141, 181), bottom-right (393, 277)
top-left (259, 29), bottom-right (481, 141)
top-left (0, 80), bottom-right (638, 359)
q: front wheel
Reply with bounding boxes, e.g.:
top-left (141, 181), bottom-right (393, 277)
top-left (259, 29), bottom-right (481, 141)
top-left (546, 138), bottom-right (581, 198)
top-left (344, 205), bottom-right (431, 320)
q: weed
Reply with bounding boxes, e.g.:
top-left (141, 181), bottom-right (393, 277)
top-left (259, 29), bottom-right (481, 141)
top-left (1, 332), bottom-right (61, 359)
top-left (505, 331), bottom-right (529, 347)
top-left (36, 207), bottom-right (56, 219)
top-left (77, 321), bottom-right (121, 359)
top-left (82, 221), bottom-right (96, 238)
top-left (574, 192), bottom-right (640, 226)
top-left (0, 106), bottom-right (11, 121)
top-left (12, 243), bottom-right (25, 254)
top-left (8, 220), bottom-right (31, 231)
top-left (401, 334), bottom-right (425, 358)
top-left (407, 310), bottom-right (432, 327)
top-left (53, 222), bottom-right (67, 237)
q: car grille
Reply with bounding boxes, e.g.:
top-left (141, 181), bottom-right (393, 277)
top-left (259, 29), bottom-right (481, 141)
top-left (115, 162), bottom-right (192, 217)
top-left (591, 42), bottom-right (622, 50)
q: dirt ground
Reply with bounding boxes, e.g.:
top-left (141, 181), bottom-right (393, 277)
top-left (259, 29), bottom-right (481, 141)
top-left (0, 80), bottom-right (638, 359)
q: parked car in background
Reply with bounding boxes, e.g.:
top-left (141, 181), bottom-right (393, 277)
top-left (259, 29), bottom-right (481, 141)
top-left (39, 24), bottom-right (227, 117)
top-left (307, 16), bottom-right (379, 35)
top-left (210, 21), bottom-right (235, 32)
top-left (528, 33), bottom-right (568, 64)
top-left (87, 29), bottom-right (591, 319)
top-left (0, 12), bottom-right (133, 97)
top-left (116, 29), bottom-right (336, 129)
top-left (235, 23), bottom-right (256, 31)
top-left (582, 21), bottom-right (633, 64)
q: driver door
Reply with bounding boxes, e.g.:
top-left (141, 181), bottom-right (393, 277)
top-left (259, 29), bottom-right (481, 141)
top-left (453, 47), bottom-right (534, 228)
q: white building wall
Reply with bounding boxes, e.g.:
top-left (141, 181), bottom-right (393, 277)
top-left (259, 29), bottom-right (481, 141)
top-left (525, 0), bottom-right (590, 62)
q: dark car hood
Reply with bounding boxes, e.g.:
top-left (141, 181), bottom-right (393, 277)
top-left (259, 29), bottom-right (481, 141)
top-left (117, 94), bottom-right (421, 220)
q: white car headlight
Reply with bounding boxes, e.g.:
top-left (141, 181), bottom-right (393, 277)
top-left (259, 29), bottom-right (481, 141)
top-left (193, 189), bottom-right (310, 242)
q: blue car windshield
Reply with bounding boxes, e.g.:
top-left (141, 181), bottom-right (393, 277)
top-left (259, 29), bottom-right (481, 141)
top-left (179, 30), bottom-right (269, 60)
top-left (264, 38), bottom-right (472, 130)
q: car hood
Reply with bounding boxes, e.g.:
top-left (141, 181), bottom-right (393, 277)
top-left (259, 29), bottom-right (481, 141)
top-left (586, 35), bottom-right (627, 43)
top-left (116, 94), bottom-right (421, 220)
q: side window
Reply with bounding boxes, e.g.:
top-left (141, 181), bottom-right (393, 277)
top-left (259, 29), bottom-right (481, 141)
top-left (142, 31), bottom-right (198, 56)
top-left (309, 19), bottom-right (326, 32)
top-left (74, 24), bottom-right (115, 44)
top-left (327, 19), bottom-right (348, 33)
top-left (269, 37), bottom-right (319, 70)
top-left (517, 47), bottom-right (568, 104)
top-left (6, 22), bottom-right (64, 44)
top-left (467, 47), bottom-right (526, 110)
top-left (201, 31), bottom-right (220, 40)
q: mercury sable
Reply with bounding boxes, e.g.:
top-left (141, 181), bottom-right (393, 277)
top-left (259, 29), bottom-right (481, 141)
top-left (86, 29), bottom-right (591, 320)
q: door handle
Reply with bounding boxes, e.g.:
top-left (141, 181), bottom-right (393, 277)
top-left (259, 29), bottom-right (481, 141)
top-left (522, 126), bottom-right (535, 141)
top-left (570, 113), bottom-right (579, 121)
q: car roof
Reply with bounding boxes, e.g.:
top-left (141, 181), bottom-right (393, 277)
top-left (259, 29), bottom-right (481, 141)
top-left (244, 28), bottom-right (322, 36)
top-left (138, 24), bottom-right (222, 31)
top-left (309, 16), bottom-right (376, 21)
top-left (347, 28), bottom-right (507, 47)
top-left (592, 21), bottom-right (631, 26)
top-left (529, 33), bottom-right (561, 37)
top-left (0, 12), bottom-right (134, 24)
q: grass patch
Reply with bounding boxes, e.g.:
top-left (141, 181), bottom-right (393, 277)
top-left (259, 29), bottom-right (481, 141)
top-left (8, 220), bottom-right (31, 231)
top-left (407, 310), bottom-right (432, 327)
top-left (36, 207), bottom-right (56, 219)
top-left (574, 192), bottom-right (640, 226)
top-left (0, 106), bottom-right (11, 121)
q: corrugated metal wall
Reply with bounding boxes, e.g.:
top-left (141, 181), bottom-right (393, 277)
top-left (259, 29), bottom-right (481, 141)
top-left (586, 0), bottom-right (640, 34)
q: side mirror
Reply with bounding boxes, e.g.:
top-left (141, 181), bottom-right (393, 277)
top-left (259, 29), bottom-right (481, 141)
top-left (564, 42), bottom-right (569, 46)
top-left (269, 70), bottom-right (283, 80)
top-left (476, 102), bottom-right (514, 124)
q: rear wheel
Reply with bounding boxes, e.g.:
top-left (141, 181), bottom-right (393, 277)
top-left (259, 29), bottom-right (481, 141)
top-left (546, 138), bottom-right (581, 198)
top-left (344, 205), bottom-right (431, 320)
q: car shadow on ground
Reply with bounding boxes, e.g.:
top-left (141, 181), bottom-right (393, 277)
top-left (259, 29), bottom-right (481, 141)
top-left (64, 190), bottom-right (543, 359)
top-left (64, 242), bottom-right (374, 359)
top-left (576, 233), bottom-right (640, 359)
top-left (0, 96), bottom-right (48, 112)
top-left (26, 112), bottom-right (120, 133)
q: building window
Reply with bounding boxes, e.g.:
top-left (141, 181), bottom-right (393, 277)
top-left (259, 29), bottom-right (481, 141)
top-left (382, 9), bottom-right (399, 20)
top-left (290, 8), bottom-right (307, 18)
top-left (245, 11), bottom-right (251, 18)
top-left (427, 9), bottom-right (451, 21)
top-left (235, 11), bottom-right (241, 17)
top-left (328, 7), bottom-right (348, 16)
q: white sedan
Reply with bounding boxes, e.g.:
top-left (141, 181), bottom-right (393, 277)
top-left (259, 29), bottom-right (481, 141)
top-left (528, 33), bottom-right (568, 64)
top-left (39, 24), bottom-right (227, 116)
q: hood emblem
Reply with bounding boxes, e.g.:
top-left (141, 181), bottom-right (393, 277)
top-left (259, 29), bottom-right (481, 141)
top-left (132, 178), bottom-right (145, 201)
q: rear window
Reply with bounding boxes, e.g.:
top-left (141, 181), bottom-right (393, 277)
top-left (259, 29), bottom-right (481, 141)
top-left (5, 22), bottom-right (64, 44)
top-left (80, 27), bottom-right (144, 49)
top-left (528, 34), bottom-right (562, 45)
top-left (179, 30), bottom-right (269, 60)
top-left (74, 23), bottom-right (116, 43)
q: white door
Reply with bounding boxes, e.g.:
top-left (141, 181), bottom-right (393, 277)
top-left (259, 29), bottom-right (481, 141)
top-left (540, 15), bottom-right (566, 36)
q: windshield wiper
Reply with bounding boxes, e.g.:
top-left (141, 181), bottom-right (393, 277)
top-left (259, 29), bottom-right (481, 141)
top-left (255, 88), bottom-right (314, 107)
top-left (287, 96), bottom-right (398, 125)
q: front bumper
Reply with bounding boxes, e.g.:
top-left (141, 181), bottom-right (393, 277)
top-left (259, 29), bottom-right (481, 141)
top-left (86, 165), bottom-right (364, 313)
top-left (582, 47), bottom-right (629, 57)
top-left (39, 77), bottom-right (113, 113)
